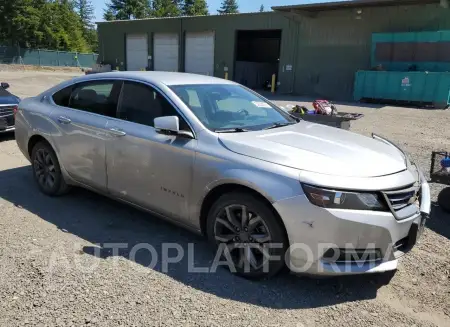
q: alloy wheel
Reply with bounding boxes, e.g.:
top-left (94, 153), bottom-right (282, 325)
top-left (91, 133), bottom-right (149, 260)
top-left (214, 204), bottom-right (272, 271)
top-left (33, 148), bottom-right (56, 191)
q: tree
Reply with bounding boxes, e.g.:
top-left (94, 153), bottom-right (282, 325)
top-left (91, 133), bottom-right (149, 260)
top-left (74, 0), bottom-right (95, 28)
top-left (103, 8), bottom-right (115, 21)
top-left (182, 0), bottom-right (208, 16)
top-left (217, 0), bottom-right (238, 14)
top-left (0, 0), bottom-right (89, 52)
top-left (74, 0), bottom-right (97, 52)
top-left (104, 0), bottom-right (150, 20)
top-left (152, 0), bottom-right (181, 17)
top-left (259, 4), bottom-right (264, 12)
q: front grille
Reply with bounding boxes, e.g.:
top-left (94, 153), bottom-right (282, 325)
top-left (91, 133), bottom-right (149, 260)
top-left (0, 105), bottom-right (15, 118)
top-left (0, 105), bottom-right (15, 129)
top-left (383, 184), bottom-right (419, 212)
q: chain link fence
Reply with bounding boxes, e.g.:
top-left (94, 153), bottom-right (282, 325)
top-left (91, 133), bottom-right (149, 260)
top-left (0, 46), bottom-right (98, 68)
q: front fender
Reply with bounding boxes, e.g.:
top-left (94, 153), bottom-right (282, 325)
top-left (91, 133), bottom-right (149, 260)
top-left (189, 152), bottom-right (304, 226)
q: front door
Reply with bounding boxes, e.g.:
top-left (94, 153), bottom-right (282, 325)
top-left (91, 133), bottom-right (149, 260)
top-left (105, 81), bottom-right (196, 222)
top-left (49, 80), bottom-right (121, 191)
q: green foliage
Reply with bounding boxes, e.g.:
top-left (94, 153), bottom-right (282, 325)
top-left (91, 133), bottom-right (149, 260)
top-left (104, 0), bottom-right (151, 20)
top-left (0, 0), bottom-right (95, 53)
top-left (182, 0), bottom-right (208, 16)
top-left (152, 0), bottom-right (181, 17)
top-left (259, 4), bottom-right (264, 12)
top-left (217, 0), bottom-right (239, 14)
top-left (74, 0), bottom-right (98, 52)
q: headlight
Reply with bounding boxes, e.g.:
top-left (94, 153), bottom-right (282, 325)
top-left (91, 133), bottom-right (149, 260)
top-left (302, 184), bottom-right (388, 211)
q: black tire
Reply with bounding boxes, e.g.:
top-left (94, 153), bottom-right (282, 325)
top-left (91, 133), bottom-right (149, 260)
top-left (31, 141), bottom-right (70, 196)
top-left (438, 187), bottom-right (450, 213)
top-left (206, 192), bottom-right (288, 280)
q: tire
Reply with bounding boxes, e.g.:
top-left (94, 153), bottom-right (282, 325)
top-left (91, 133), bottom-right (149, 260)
top-left (206, 192), bottom-right (288, 280)
top-left (438, 187), bottom-right (450, 213)
top-left (31, 141), bottom-right (70, 196)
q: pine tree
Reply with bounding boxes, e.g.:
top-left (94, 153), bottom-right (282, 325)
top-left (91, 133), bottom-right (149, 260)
top-left (259, 4), bottom-right (264, 12)
top-left (182, 0), bottom-right (208, 16)
top-left (217, 0), bottom-right (239, 14)
top-left (152, 0), bottom-right (181, 17)
top-left (103, 8), bottom-right (115, 21)
top-left (104, 0), bottom-right (150, 20)
top-left (74, 0), bottom-right (97, 52)
top-left (74, 0), bottom-right (95, 28)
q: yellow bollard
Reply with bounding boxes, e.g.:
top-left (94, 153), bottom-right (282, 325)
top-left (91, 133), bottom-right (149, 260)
top-left (225, 72), bottom-right (229, 80)
top-left (271, 74), bottom-right (276, 93)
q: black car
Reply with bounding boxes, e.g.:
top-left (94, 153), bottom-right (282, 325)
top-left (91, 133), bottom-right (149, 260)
top-left (0, 82), bottom-right (20, 133)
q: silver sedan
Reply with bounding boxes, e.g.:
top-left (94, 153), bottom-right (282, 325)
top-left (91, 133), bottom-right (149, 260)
top-left (15, 72), bottom-right (431, 279)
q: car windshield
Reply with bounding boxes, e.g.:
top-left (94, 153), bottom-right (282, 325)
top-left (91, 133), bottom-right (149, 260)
top-left (170, 84), bottom-right (296, 132)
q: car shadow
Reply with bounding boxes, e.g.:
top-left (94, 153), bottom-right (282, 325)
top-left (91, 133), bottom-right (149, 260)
top-left (426, 202), bottom-right (450, 240)
top-left (0, 132), bottom-right (15, 142)
top-left (0, 166), bottom-right (389, 309)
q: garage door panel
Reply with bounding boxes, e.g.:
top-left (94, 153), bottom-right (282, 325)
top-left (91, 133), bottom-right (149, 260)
top-left (126, 34), bottom-right (148, 71)
top-left (154, 33), bottom-right (179, 72)
top-left (185, 32), bottom-right (215, 76)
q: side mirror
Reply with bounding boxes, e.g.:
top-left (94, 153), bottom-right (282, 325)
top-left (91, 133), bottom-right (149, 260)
top-left (1, 82), bottom-right (10, 90)
top-left (154, 116), bottom-right (179, 133)
top-left (154, 116), bottom-right (194, 139)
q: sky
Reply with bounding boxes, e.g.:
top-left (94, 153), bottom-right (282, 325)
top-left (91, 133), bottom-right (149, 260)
top-left (92, 0), bottom-right (340, 22)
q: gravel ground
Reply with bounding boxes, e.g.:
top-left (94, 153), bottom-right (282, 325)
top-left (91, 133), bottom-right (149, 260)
top-left (0, 71), bottom-right (449, 327)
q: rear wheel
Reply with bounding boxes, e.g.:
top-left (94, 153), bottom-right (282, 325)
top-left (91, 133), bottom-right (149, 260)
top-left (31, 141), bottom-right (70, 196)
top-left (206, 192), bottom-right (288, 279)
top-left (438, 187), bottom-right (450, 213)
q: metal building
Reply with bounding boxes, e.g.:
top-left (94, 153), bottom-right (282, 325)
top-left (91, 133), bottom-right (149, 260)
top-left (97, 0), bottom-right (450, 100)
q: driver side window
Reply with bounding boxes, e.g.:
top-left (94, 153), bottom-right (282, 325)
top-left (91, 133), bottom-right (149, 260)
top-left (118, 81), bottom-right (190, 131)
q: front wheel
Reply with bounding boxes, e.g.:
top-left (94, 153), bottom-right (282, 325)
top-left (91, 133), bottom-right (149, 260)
top-left (31, 141), bottom-right (70, 196)
top-left (206, 192), bottom-right (288, 279)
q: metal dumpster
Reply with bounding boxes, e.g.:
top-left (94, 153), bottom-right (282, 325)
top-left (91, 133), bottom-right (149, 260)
top-left (353, 71), bottom-right (450, 108)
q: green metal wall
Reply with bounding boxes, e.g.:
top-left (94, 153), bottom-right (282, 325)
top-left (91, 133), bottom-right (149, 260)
top-left (97, 12), bottom-right (299, 93)
top-left (293, 3), bottom-right (450, 100)
top-left (97, 3), bottom-right (450, 100)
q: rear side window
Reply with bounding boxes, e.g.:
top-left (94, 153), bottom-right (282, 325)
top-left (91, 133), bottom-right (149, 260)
top-left (52, 86), bottom-right (72, 107)
top-left (68, 81), bottom-right (120, 117)
top-left (119, 81), bottom-right (189, 130)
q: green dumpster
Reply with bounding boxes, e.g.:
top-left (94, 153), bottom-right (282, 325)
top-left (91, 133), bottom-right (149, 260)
top-left (354, 71), bottom-right (450, 108)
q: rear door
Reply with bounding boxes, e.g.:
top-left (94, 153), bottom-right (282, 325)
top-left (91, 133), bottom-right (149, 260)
top-left (50, 80), bottom-right (121, 191)
top-left (105, 81), bottom-right (196, 222)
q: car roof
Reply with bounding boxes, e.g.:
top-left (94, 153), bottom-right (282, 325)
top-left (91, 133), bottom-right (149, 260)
top-left (79, 71), bottom-right (237, 86)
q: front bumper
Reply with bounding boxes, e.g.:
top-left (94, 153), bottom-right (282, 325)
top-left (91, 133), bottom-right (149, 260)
top-left (274, 174), bottom-right (431, 276)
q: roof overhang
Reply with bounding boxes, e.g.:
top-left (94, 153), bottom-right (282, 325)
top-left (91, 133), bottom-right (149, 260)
top-left (273, 0), bottom-right (444, 17)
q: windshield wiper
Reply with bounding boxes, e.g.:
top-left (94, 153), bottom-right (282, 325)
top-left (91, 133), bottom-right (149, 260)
top-left (215, 127), bottom-right (250, 133)
top-left (263, 122), bottom-right (296, 130)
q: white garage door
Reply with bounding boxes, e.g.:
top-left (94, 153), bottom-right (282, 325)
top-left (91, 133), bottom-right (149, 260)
top-left (185, 31), bottom-right (215, 76)
top-left (126, 34), bottom-right (148, 71)
top-left (154, 33), bottom-right (179, 72)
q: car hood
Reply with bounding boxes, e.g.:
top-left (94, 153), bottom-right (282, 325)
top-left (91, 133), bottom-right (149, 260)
top-left (218, 122), bottom-right (407, 177)
top-left (0, 88), bottom-right (20, 104)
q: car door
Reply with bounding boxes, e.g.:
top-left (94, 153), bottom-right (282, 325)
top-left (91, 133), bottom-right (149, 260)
top-left (105, 81), bottom-right (196, 222)
top-left (49, 80), bottom-right (121, 191)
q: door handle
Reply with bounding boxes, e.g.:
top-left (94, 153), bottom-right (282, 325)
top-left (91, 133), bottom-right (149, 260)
top-left (57, 116), bottom-right (71, 124)
top-left (109, 127), bottom-right (127, 137)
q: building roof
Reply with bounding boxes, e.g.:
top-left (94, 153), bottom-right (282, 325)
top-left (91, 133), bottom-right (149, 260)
top-left (272, 0), bottom-right (442, 12)
top-left (96, 11), bottom-right (272, 24)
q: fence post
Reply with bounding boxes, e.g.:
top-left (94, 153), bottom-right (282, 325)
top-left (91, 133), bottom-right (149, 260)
top-left (57, 51), bottom-right (60, 66)
top-left (38, 49), bottom-right (41, 67)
